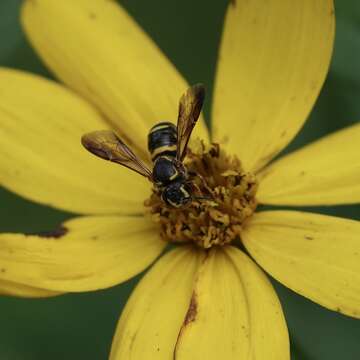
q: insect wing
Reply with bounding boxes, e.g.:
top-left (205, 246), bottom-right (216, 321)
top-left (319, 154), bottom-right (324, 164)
top-left (81, 130), bottom-right (153, 179)
top-left (176, 84), bottom-right (205, 161)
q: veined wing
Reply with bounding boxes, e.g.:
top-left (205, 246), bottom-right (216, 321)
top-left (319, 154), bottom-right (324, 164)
top-left (81, 130), bottom-right (152, 179)
top-left (176, 84), bottom-right (206, 161)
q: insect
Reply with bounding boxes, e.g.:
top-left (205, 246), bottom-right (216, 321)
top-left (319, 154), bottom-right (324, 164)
top-left (81, 84), bottom-right (205, 208)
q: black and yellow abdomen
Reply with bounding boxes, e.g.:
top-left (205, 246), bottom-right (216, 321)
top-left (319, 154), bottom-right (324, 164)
top-left (148, 122), bottom-right (177, 161)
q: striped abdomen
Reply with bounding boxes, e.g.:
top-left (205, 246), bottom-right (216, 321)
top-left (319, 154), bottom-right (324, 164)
top-left (148, 122), bottom-right (177, 161)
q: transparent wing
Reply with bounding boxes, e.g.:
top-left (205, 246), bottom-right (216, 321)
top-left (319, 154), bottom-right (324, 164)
top-left (81, 130), bottom-right (153, 179)
top-left (176, 84), bottom-right (206, 161)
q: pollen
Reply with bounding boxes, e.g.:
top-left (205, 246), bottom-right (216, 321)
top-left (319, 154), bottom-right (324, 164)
top-left (145, 140), bottom-right (258, 248)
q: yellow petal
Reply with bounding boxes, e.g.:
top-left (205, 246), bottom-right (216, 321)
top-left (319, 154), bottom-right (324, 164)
top-left (111, 246), bottom-right (288, 359)
top-left (242, 211), bottom-right (360, 318)
top-left (21, 0), bottom-right (209, 154)
top-left (212, 0), bottom-right (335, 172)
top-left (110, 246), bottom-right (204, 360)
top-left (174, 247), bottom-right (289, 360)
top-left (258, 123), bottom-right (360, 205)
top-left (0, 68), bottom-right (149, 215)
top-left (0, 215), bottom-right (166, 292)
top-left (0, 279), bottom-right (61, 298)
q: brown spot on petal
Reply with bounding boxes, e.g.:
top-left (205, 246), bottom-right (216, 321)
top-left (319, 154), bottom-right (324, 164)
top-left (184, 292), bottom-right (198, 326)
top-left (173, 291), bottom-right (198, 359)
top-left (28, 226), bottom-right (68, 239)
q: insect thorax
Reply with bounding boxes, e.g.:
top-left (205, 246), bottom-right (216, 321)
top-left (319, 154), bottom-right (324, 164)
top-left (151, 156), bottom-right (179, 185)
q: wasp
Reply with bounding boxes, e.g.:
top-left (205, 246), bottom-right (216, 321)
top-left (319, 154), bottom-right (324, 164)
top-left (81, 84), bottom-right (205, 208)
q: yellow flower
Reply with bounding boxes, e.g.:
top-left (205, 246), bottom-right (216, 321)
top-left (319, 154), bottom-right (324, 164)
top-left (0, 0), bottom-right (358, 359)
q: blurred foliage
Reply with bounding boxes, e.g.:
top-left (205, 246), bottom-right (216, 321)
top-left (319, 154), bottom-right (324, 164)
top-left (0, 0), bottom-right (359, 359)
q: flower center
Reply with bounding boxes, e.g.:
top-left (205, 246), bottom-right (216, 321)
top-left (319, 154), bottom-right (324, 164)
top-left (145, 140), bottom-right (258, 248)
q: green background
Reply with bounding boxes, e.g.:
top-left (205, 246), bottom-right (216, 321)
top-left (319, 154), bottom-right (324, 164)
top-left (0, 0), bottom-right (360, 359)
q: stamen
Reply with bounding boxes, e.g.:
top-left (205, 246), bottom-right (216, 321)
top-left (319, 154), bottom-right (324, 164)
top-left (145, 140), bottom-right (258, 248)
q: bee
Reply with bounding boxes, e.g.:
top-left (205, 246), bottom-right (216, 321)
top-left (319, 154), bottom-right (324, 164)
top-left (81, 84), bottom-right (205, 208)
